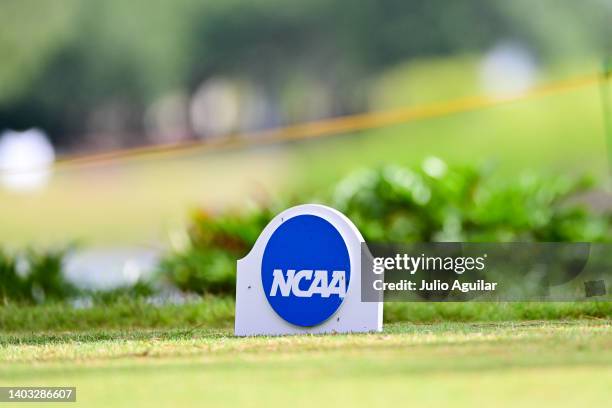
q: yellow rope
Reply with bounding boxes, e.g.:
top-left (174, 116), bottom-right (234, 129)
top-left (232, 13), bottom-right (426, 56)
top-left (3, 72), bottom-right (607, 174)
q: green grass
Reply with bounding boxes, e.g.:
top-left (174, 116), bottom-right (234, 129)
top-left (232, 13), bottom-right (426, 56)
top-left (0, 320), bottom-right (610, 407)
top-left (0, 297), bottom-right (235, 332)
top-left (1, 298), bottom-right (610, 332)
top-left (1, 299), bottom-right (610, 406)
top-left (291, 84), bottom-right (610, 193)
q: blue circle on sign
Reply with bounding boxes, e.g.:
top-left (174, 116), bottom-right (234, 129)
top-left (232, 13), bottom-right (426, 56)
top-left (261, 214), bottom-right (351, 327)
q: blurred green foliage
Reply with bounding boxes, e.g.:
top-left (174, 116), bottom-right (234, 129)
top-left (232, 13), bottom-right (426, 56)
top-left (158, 160), bottom-right (612, 294)
top-left (2, 160), bottom-right (610, 302)
top-left (86, 282), bottom-right (155, 305)
top-left (0, 0), bottom-right (610, 145)
top-left (0, 247), bottom-right (77, 303)
top-left (333, 161), bottom-right (610, 242)
top-left (158, 207), bottom-right (278, 295)
top-left (0, 247), bottom-right (154, 304)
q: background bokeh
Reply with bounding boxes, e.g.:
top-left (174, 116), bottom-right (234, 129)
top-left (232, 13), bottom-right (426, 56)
top-left (0, 0), bottom-right (611, 248)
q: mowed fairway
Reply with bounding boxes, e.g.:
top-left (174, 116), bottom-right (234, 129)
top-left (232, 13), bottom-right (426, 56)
top-left (1, 320), bottom-right (610, 407)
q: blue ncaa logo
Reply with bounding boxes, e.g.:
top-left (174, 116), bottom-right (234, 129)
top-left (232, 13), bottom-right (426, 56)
top-left (261, 214), bottom-right (351, 327)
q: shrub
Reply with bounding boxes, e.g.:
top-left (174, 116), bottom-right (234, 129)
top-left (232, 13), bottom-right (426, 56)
top-left (333, 159), bottom-right (611, 242)
top-left (157, 207), bottom-right (277, 295)
top-left (0, 247), bottom-right (78, 304)
top-left (157, 160), bottom-right (612, 295)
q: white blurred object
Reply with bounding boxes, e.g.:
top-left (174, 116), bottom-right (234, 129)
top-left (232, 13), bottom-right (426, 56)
top-left (190, 77), bottom-right (241, 138)
top-left (422, 156), bottom-right (447, 179)
top-left (480, 42), bottom-right (537, 96)
top-left (65, 247), bottom-right (158, 290)
top-left (144, 91), bottom-right (191, 144)
top-left (0, 128), bottom-right (55, 193)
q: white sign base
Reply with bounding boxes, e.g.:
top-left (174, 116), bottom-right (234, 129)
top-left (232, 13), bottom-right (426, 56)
top-left (235, 204), bottom-right (383, 336)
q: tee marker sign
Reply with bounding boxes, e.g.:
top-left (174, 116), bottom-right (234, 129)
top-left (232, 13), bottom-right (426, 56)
top-left (235, 204), bottom-right (382, 336)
